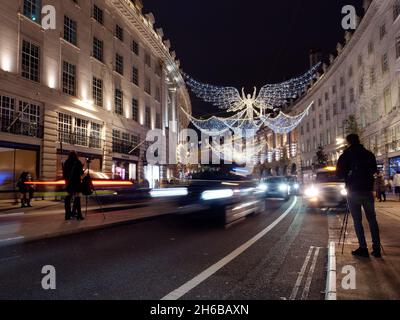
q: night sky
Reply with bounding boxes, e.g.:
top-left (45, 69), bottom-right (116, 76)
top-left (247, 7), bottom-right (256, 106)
top-left (144, 0), bottom-right (364, 117)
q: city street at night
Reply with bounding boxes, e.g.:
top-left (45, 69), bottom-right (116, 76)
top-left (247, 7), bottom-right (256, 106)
top-left (1, 0), bottom-right (400, 308)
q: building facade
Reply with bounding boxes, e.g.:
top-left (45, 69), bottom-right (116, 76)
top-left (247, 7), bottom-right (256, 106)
top-left (278, 0), bottom-right (400, 181)
top-left (0, 0), bottom-right (192, 192)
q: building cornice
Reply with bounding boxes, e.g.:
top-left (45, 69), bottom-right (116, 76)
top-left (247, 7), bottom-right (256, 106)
top-left (109, 0), bottom-right (192, 114)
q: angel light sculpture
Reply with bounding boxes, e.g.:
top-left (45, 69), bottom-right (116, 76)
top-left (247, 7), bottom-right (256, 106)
top-left (181, 62), bottom-right (320, 136)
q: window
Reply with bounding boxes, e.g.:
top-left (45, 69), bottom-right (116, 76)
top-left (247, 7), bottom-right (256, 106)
top-left (93, 5), bottom-right (103, 25)
top-left (341, 96), bottom-right (346, 110)
top-left (132, 98), bottom-right (139, 122)
top-left (359, 78), bottom-right (364, 95)
top-left (332, 85), bottom-right (337, 94)
top-left (21, 40), bottom-right (40, 82)
top-left (115, 53), bottom-right (124, 75)
top-left (115, 89), bottom-right (123, 115)
top-left (394, 0), bottom-right (400, 21)
top-left (0, 96), bottom-right (16, 129)
top-left (23, 0), bottom-right (41, 22)
top-left (64, 16), bottom-right (77, 46)
top-left (306, 122), bottom-right (310, 133)
top-left (340, 76), bottom-right (345, 87)
top-left (382, 53), bottom-right (389, 73)
top-left (145, 77), bottom-right (151, 95)
top-left (75, 118), bottom-right (88, 146)
top-left (145, 107), bottom-right (151, 128)
top-left (92, 37), bottom-right (103, 62)
top-left (368, 42), bottom-right (374, 55)
top-left (319, 114), bottom-right (323, 126)
top-left (371, 98), bottom-right (379, 122)
top-left (312, 118), bottom-right (316, 129)
top-left (18, 101), bottom-right (40, 125)
top-left (384, 87), bottom-right (392, 114)
top-left (318, 98), bottom-right (322, 106)
top-left (58, 113), bottom-right (72, 143)
top-left (131, 134), bottom-right (139, 147)
top-left (132, 40), bottom-right (139, 55)
top-left (370, 68), bottom-right (376, 87)
top-left (145, 53), bottom-right (151, 68)
top-left (132, 66), bottom-right (139, 85)
top-left (92, 77), bottom-right (103, 108)
top-left (396, 36), bottom-right (400, 59)
top-left (90, 122), bottom-right (102, 148)
top-left (380, 24), bottom-right (386, 40)
top-left (349, 88), bottom-right (355, 103)
top-left (62, 61), bottom-right (76, 96)
top-left (300, 125), bottom-right (304, 135)
top-left (333, 103), bottom-right (338, 115)
top-left (155, 64), bottom-right (162, 77)
top-left (357, 54), bottom-right (363, 67)
top-left (348, 66), bottom-right (353, 78)
top-left (116, 25), bottom-right (124, 42)
top-left (326, 108), bottom-right (331, 121)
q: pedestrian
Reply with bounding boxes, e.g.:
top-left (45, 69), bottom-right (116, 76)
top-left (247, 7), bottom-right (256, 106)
top-left (337, 134), bottom-right (382, 258)
top-left (17, 172), bottom-right (34, 208)
top-left (63, 151), bottom-right (84, 221)
top-left (375, 171), bottom-right (386, 202)
top-left (393, 171), bottom-right (400, 201)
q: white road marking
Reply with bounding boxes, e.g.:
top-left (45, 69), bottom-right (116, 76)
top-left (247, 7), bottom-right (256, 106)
top-left (161, 197), bottom-right (298, 301)
top-left (290, 246), bottom-right (314, 300)
top-left (301, 247), bottom-right (321, 300)
top-left (325, 242), bottom-right (337, 300)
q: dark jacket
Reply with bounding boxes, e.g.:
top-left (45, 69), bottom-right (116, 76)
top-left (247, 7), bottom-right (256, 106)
top-left (336, 144), bottom-right (377, 192)
top-left (63, 158), bottom-right (84, 193)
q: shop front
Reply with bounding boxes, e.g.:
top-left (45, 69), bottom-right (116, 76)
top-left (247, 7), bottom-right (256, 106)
top-left (389, 156), bottom-right (400, 177)
top-left (144, 164), bottom-right (161, 189)
top-left (56, 150), bottom-right (103, 179)
top-left (112, 158), bottom-right (138, 181)
top-left (0, 141), bottom-right (39, 192)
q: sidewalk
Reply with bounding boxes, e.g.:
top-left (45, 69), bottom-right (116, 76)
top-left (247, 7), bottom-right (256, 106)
top-left (0, 198), bottom-right (177, 248)
top-left (328, 197), bottom-right (400, 300)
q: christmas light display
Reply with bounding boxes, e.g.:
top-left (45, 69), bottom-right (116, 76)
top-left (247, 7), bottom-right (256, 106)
top-left (182, 63), bottom-right (320, 135)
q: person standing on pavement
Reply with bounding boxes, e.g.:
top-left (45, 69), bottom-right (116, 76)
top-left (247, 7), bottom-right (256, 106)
top-left (17, 172), bottom-right (34, 208)
top-left (394, 171), bottom-right (400, 201)
top-left (375, 171), bottom-right (386, 202)
top-left (336, 134), bottom-right (382, 258)
top-left (63, 151), bottom-right (84, 221)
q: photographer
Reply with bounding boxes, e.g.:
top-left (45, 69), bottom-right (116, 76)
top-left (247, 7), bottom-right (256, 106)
top-left (336, 134), bottom-right (381, 258)
top-left (63, 151), bottom-right (85, 221)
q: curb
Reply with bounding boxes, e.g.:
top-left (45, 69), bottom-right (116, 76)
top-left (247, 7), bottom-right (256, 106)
top-left (325, 241), bottom-right (337, 300)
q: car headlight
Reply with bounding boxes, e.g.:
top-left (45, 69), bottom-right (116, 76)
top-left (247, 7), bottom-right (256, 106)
top-left (201, 189), bottom-right (234, 201)
top-left (279, 184), bottom-right (288, 192)
top-left (293, 183), bottom-right (300, 190)
top-left (305, 186), bottom-right (319, 198)
top-left (340, 188), bottom-right (348, 196)
top-left (257, 183), bottom-right (268, 192)
top-left (150, 188), bottom-right (188, 198)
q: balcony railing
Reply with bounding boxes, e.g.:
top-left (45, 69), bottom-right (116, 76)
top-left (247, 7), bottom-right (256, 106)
top-left (0, 117), bottom-right (43, 138)
top-left (112, 138), bottom-right (140, 157)
top-left (58, 131), bottom-right (103, 149)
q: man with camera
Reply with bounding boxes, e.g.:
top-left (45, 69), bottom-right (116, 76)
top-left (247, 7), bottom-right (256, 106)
top-left (336, 134), bottom-right (382, 258)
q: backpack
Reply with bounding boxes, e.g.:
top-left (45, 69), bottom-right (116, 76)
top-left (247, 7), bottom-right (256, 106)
top-left (81, 175), bottom-right (94, 196)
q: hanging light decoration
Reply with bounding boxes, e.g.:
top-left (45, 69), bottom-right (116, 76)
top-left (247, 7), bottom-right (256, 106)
top-left (181, 63), bottom-right (320, 136)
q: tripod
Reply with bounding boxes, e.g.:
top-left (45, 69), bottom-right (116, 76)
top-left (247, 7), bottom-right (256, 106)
top-left (85, 158), bottom-right (106, 221)
top-left (338, 203), bottom-right (351, 254)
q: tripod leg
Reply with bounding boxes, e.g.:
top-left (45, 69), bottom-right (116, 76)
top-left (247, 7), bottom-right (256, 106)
top-left (342, 212), bottom-right (349, 254)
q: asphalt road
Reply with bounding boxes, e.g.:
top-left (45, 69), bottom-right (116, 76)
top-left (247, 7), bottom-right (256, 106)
top-left (0, 196), bottom-right (329, 300)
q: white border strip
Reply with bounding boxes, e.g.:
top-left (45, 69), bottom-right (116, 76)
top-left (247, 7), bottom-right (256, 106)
top-left (162, 197), bottom-right (298, 300)
top-left (325, 241), bottom-right (337, 300)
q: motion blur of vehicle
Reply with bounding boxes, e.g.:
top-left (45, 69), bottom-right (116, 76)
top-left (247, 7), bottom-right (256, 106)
top-left (286, 176), bottom-right (301, 195)
top-left (149, 168), bottom-right (265, 226)
top-left (303, 166), bottom-right (347, 210)
top-left (259, 176), bottom-right (290, 201)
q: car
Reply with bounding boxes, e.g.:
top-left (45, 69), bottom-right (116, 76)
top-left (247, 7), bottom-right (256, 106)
top-left (303, 166), bottom-right (348, 210)
top-left (149, 169), bottom-right (265, 226)
top-left (259, 176), bottom-right (290, 201)
top-left (287, 176), bottom-right (301, 195)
